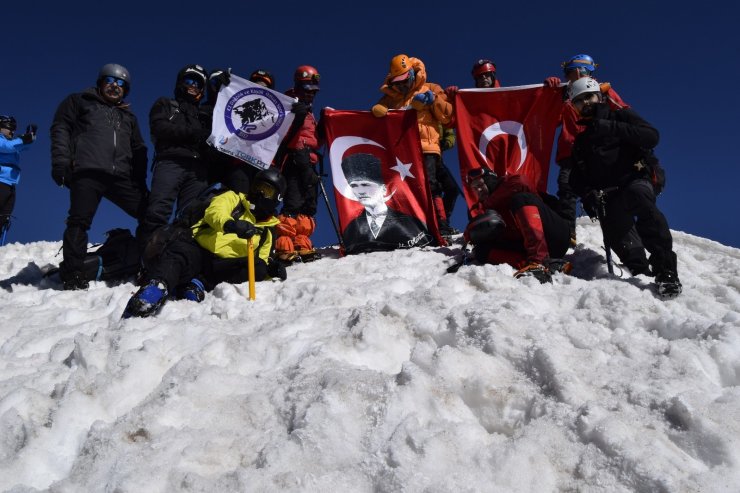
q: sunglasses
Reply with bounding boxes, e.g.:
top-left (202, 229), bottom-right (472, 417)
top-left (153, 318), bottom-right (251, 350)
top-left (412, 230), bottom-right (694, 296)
top-left (103, 76), bottom-right (126, 87)
top-left (182, 78), bottom-right (203, 88)
top-left (253, 181), bottom-right (279, 200)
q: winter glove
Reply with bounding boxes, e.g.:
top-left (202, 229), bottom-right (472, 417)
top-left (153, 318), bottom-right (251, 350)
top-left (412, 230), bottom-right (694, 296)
top-left (544, 76), bottom-right (561, 88)
top-left (371, 104), bottom-right (388, 118)
top-left (291, 101), bottom-right (309, 118)
top-left (223, 220), bottom-right (257, 239)
top-left (51, 164), bottom-right (69, 187)
top-left (209, 69), bottom-right (231, 91)
top-left (581, 190), bottom-right (601, 220)
top-left (267, 261), bottom-right (288, 281)
top-left (26, 124), bottom-right (38, 136)
top-left (19, 132), bottom-right (35, 144)
top-left (411, 90), bottom-right (435, 110)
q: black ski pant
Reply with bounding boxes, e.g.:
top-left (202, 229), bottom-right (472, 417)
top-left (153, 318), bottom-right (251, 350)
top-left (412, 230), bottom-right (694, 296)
top-left (556, 163), bottom-right (578, 236)
top-left (142, 158), bottom-right (209, 241)
top-left (145, 235), bottom-right (203, 293)
top-left (146, 235), bottom-right (267, 292)
top-left (423, 153), bottom-right (445, 198)
top-left (219, 163), bottom-right (259, 195)
top-left (438, 159), bottom-right (460, 218)
top-left (603, 179), bottom-right (676, 276)
top-left (61, 170), bottom-right (148, 278)
top-left (281, 149), bottom-right (318, 217)
top-left (0, 182), bottom-right (16, 234)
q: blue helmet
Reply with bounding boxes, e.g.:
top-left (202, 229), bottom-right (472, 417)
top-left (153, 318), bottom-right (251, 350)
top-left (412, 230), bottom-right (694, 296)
top-left (562, 54), bottom-right (597, 73)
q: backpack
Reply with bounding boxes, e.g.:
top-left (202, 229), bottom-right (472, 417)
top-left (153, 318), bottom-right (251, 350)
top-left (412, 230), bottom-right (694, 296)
top-left (73, 228), bottom-right (140, 282)
top-left (638, 150), bottom-right (666, 195)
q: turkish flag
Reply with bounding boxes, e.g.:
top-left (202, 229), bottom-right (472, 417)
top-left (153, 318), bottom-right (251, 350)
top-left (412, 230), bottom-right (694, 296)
top-left (324, 109), bottom-right (443, 255)
top-left (455, 84), bottom-right (564, 208)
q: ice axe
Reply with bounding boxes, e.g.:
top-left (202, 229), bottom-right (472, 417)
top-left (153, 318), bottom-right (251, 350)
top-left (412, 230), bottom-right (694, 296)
top-left (247, 237), bottom-right (256, 300)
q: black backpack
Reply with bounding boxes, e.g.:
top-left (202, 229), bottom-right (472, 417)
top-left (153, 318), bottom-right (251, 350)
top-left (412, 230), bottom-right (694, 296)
top-left (47, 228), bottom-right (141, 282)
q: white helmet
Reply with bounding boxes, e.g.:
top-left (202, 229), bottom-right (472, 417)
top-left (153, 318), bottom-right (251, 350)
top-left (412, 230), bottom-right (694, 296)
top-left (568, 77), bottom-right (600, 101)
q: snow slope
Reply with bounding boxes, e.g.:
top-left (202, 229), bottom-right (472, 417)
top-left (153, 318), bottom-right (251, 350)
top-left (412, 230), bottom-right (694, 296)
top-left (0, 217), bottom-right (739, 492)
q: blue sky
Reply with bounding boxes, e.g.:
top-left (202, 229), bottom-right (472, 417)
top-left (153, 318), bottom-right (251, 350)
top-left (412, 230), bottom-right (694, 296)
top-left (3, 1), bottom-right (738, 251)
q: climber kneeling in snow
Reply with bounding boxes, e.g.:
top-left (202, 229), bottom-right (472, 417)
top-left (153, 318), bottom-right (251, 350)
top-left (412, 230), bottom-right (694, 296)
top-left (464, 168), bottom-right (572, 283)
top-left (123, 168), bottom-right (287, 318)
top-left (567, 77), bottom-right (680, 299)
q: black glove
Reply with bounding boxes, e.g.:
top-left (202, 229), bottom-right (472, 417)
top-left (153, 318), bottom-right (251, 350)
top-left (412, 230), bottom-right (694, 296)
top-left (291, 101), bottom-right (309, 118)
top-left (267, 261), bottom-right (287, 281)
top-left (51, 165), bottom-right (69, 187)
top-left (19, 132), bottom-right (35, 144)
top-left (26, 124), bottom-right (38, 135)
top-left (209, 69), bottom-right (231, 92)
top-left (192, 127), bottom-right (211, 144)
top-left (223, 220), bottom-right (257, 239)
top-left (582, 190), bottom-right (601, 220)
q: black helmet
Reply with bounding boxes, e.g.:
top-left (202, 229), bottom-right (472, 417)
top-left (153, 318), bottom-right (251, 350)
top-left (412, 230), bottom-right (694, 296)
top-left (97, 63), bottom-right (131, 96)
top-left (177, 64), bottom-right (208, 88)
top-left (249, 168), bottom-right (287, 217)
top-left (467, 209), bottom-right (506, 245)
top-left (0, 115), bottom-right (17, 132)
top-left (249, 69), bottom-right (275, 89)
top-left (175, 64), bottom-right (208, 101)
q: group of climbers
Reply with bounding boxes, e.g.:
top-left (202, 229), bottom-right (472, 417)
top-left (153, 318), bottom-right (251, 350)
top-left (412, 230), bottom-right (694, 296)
top-left (2, 50), bottom-right (680, 317)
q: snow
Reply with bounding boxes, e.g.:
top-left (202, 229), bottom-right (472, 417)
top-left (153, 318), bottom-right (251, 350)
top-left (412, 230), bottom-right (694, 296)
top-left (0, 217), bottom-right (739, 492)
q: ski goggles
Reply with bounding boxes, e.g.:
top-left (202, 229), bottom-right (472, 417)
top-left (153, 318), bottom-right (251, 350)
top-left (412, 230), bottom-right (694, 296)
top-left (252, 181), bottom-right (279, 200)
top-left (103, 76), bottom-right (127, 87)
top-left (563, 66), bottom-right (592, 77)
top-left (182, 78), bottom-right (203, 89)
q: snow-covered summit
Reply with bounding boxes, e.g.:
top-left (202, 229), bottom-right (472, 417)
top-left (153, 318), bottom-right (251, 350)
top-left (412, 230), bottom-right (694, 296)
top-left (1, 218), bottom-right (739, 492)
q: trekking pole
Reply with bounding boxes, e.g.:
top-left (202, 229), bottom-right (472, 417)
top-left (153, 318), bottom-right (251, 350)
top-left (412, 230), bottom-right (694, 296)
top-left (315, 153), bottom-right (345, 250)
top-left (247, 238), bottom-right (256, 300)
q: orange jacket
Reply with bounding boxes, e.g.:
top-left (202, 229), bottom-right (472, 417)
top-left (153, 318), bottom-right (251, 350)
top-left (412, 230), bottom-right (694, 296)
top-left (373, 58), bottom-right (453, 155)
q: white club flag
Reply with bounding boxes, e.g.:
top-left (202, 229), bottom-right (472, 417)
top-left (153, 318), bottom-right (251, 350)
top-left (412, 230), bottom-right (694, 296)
top-left (208, 74), bottom-right (296, 170)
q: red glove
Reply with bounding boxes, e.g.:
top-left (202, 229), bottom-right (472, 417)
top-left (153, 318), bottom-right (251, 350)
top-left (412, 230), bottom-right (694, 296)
top-left (445, 85), bottom-right (459, 99)
top-left (544, 76), bottom-right (561, 88)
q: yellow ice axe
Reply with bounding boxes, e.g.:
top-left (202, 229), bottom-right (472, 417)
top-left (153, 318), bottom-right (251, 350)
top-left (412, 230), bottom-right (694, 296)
top-left (247, 237), bottom-right (256, 300)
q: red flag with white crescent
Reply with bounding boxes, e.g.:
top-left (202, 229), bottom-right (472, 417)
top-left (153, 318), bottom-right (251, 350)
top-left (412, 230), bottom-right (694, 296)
top-left (455, 84), bottom-right (564, 208)
top-left (324, 109), bottom-right (442, 255)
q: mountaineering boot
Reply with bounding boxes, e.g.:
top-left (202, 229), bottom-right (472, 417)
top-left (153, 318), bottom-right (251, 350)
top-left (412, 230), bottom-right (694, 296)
top-left (514, 262), bottom-right (552, 284)
top-left (62, 270), bottom-right (89, 291)
top-left (179, 278), bottom-right (205, 302)
top-left (122, 279), bottom-right (169, 318)
top-left (654, 271), bottom-right (682, 300)
top-left (546, 258), bottom-right (573, 275)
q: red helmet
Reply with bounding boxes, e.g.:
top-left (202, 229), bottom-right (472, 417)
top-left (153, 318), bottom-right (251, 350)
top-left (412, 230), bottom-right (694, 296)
top-left (471, 59), bottom-right (497, 78)
top-left (294, 65), bottom-right (320, 91)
